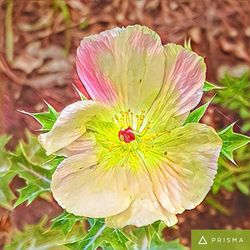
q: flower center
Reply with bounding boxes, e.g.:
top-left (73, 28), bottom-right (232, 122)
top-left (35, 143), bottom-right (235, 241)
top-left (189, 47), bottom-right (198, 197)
top-left (118, 127), bottom-right (135, 143)
top-left (113, 110), bottom-right (151, 136)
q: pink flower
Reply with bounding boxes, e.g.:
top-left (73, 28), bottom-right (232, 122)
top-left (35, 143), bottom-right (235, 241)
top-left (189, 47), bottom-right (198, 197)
top-left (39, 25), bottom-right (222, 228)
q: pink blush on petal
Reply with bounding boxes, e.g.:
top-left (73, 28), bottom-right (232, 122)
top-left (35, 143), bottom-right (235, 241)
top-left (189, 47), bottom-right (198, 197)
top-left (76, 36), bottom-right (118, 105)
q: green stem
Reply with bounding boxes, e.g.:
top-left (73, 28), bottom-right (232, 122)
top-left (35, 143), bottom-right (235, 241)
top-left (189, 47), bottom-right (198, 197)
top-left (83, 224), bottom-right (106, 250)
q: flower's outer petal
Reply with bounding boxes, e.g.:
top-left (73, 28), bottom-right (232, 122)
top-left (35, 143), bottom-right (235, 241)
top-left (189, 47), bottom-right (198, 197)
top-left (76, 25), bottom-right (165, 111)
top-left (151, 123), bottom-right (222, 214)
top-left (57, 133), bottom-right (96, 157)
top-left (147, 44), bottom-right (206, 131)
top-left (51, 153), bottom-right (131, 218)
top-left (105, 169), bottom-right (177, 228)
top-left (39, 100), bottom-right (104, 155)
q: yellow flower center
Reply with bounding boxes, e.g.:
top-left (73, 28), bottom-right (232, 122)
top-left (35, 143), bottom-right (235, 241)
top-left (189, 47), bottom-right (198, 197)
top-left (112, 110), bottom-right (151, 136)
top-left (88, 109), bottom-right (164, 170)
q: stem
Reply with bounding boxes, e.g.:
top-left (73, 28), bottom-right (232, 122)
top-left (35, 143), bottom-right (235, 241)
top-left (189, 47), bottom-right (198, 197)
top-left (140, 235), bottom-right (149, 250)
top-left (83, 224), bottom-right (106, 250)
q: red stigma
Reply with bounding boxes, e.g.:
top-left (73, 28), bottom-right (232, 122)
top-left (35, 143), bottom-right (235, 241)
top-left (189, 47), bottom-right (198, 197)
top-left (118, 127), bottom-right (135, 143)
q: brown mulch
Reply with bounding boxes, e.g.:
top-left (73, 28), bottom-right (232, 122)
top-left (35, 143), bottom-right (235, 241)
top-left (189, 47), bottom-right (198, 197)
top-left (0, 0), bottom-right (250, 249)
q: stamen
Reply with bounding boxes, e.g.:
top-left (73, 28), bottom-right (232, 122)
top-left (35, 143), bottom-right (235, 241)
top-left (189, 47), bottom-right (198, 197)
top-left (141, 121), bottom-right (151, 136)
top-left (125, 111), bottom-right (130, 127)
top-left (129, 111), bottom-right (134, 129)
top-left (113, 110), bottom-right (151, 139)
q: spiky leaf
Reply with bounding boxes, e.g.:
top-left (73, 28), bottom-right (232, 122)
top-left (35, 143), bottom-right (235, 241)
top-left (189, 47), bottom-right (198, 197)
top-left (203, 81), bottom-right (224, 92)
top-left (4, 217), bottom-right (85, 250)
top-left (20, 102), bottom-right (58, 131)
top-left (11, 132), bottom-right (61, 207)
top-left (73, 84), bottom-right (87, 101)
top-left (66, 219), bottom-right (129, 250)
top-left (0, 172), bottom-right (15, 210)
top-left (51, 211), bottom-right (83, 235)
top-left (0, 135), bottom-right (12, 176)
top-left (219, 123), bottom-right (250, 164)
top-left (185, 97), bottom-right (213, 124)
top-left (150, 238), bottom-right (187, 250)
top-left (0, 135), bottom-right (15, 209)
top-left (214, 71), bottom-right (250, 132)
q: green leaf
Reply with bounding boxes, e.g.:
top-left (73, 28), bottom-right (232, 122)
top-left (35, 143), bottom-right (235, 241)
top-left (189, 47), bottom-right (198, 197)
top-left (66, 219), bottom-right (129, 250)
top-left (10, 132), bottom-right (59, 207)
top-left (184, 38), bottom-right (192, 51)
top-left (20, 102), bottom-right (58, 131)
top-left (185, 97), bottom-right (214, 124)
top-left (205, 196), bottom-right (231, 216)
top-left (0, 135), bottom-right (12, 177)
top-left (219, 123), bottom-right (250, 164)
top-left (0, 172), bottom-right (15, 210)
top-left (123, 221), bottom-right (186, 250)
top-left (212, 154), bottom-right (250, 195)
top-left (235, 180), bottom-right (250, 195)
top-left (73, 84), bottom-right (87, 101)
top-left (203, 81), bottom-right (224, 92)
top-left (150, 237), bottom-right (187, 250)
top-left (0, 135), bottom-right (15, 209)
top-left (14, 184), bottom-right (46, 207)
top-left (51, 211), bottom-right (83, 236)
top-left (4, 217), bottom-right (85, 250)
top-left (214, 71), bottom-right (250, 132)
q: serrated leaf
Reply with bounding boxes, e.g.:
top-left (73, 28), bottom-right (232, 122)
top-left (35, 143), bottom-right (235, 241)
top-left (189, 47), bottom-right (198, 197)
top-left (150, 237), bottom-right (187, 250)
top-left (219, 123), bottom-right (250, 164)
top-left (185, 97), bottom-right (213, 124)
top-left (73, 84), bottom-right (87, 101)
top-left (20, 102), bottom-right (58, 131)
top-left (0, 135), bottom-right (15, 209)
top-left (33, 102), bottom-right (58, 131)
top-left (0, 135), bottom-right (12, 176)
top-left (214, 71), bottom-right (250, 132)
top-left (10, 132), bottom-right (59, 207)
top-left (4, 217), bottom-right (85, 250)
top-left (14, 184), bottom-right (47, 207)
top-left (0, 172), bottom-right (16, 210)
top-left (51, 211), bottom-right (83, 236)
top-left (16, 131), bottom-right (55, 166)
top-left (66, 219), bottom-right (129, 250)
top-left (203, 81), bottom-right (224, 92)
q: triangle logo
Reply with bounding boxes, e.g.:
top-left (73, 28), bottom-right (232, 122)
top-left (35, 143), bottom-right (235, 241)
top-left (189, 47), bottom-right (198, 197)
top-left (198, 236), bottom-right (208, 245)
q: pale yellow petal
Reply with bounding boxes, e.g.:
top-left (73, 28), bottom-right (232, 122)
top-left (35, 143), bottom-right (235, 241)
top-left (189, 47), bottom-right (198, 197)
top-left (39, 100), bottom-right (104, 155)
top-left (150, 123), bottom-right (222, 214)
top-left (106, 168), bottom-right (177, 228)
top-left (57, 133), bottom-right (96, 157)
top-left (51, 152), bottom-right (131, 217)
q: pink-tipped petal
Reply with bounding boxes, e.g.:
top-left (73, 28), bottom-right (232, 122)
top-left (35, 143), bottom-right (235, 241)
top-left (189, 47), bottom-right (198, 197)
top-left (76, 25), bottom-right (165, 111)
top-left (147, 44), bottom-right (206, 131)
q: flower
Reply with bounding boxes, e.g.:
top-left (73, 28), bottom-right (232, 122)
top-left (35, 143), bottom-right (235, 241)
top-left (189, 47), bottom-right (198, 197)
top-left (39, 25), bottom-right (222, 228)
